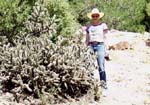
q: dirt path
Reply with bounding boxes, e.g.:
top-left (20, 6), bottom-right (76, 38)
top-left (98, 50), bottom-right (150, 105)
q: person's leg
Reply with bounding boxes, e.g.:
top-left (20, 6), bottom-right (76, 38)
top-left (96, 44), bottom-right (107, 83)
top-left (92, 44), bottom-right (108, 91)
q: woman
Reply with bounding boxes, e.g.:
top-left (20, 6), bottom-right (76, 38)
top-left (86, 8), bottom-right (108, 89)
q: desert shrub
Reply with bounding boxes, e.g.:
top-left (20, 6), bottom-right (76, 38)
top-left (0, 0), bottom-right (34, 46)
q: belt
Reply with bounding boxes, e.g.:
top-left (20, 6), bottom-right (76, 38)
top-left (90, 42), bottom-right (104, 45)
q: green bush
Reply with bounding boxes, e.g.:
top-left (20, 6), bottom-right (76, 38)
top-left (146, 3), bottom-right (150, 16)
top-left (103, 0), bottom-right (145, 32)
top-left (100, 0), bottom-right (146, 32)
top-left (46, 0), bottom-right (78, 37)
top-left (0, 0), bottom-right (33, 46)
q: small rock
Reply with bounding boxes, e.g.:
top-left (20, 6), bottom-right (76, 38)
top-left (108, 41), bottom-right (131, 50)
top-left (145, 39), bottom-right (150, 47)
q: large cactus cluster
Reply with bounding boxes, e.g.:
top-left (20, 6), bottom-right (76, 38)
top-left (0, 32), bottom-right (100, 104)
top-left (25, 0), bottom-right (57, 37)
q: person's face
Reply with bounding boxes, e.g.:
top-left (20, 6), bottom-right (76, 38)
top-left (92, 14), bottom-right (100, 21)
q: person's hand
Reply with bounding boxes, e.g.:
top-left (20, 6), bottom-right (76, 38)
top-left (86, 41), bottom-right (90, 46)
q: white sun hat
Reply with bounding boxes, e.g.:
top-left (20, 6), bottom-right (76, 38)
top-left (87, 8), bottom-right (104, 19)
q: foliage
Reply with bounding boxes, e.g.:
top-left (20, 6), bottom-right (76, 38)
top-left (145, 2), bottom-right (150, 32)
top-left (46, 0), bottom-right (78, 37)
top-left (69, 0), bottom-right (100, 25)
top-left (146, 3), bottom-right (150, 16)
top-left (0, 0), bottom-right (79, 45)
top-left (0, 0), bottom-right (33, 46)
top-left (70, 0), bottom-right (147, 32)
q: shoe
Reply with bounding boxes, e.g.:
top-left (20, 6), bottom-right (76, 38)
top-left (100, 81), bottom-right (108, 89)
top-left (105, 54), bottom-right (111, 61)
top-left (102, 84), bottom-right (108, 89)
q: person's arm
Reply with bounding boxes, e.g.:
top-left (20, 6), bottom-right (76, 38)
top-left (103, 23), bottom-right (109, 39)
top-left (85, 25), bottom-right (90, 46)
top-left (86, 33), bottom-right (90, 46)
top-left (103, 29), bottom-right (109, 39)
top-left (103, 23), bottom-right (109, 54)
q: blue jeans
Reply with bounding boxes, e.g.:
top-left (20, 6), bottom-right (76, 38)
top-left (91, 43), bottom-right (107, 83)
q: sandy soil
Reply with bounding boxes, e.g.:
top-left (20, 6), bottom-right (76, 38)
top-left (99, 50), bottom-right (150, 105)
top-left (98, 31), bottom-right (150, 105)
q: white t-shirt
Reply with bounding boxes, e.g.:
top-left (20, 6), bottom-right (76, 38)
top-left (86, 23), bottom-right (108, 42)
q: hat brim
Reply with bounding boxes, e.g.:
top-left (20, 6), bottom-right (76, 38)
top-left (87, 12), bottom-right (104, 19)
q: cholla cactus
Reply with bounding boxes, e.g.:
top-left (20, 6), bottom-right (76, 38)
top-left (0, 32), bottom-right (101, 104)
top-left (25, 0), bottom-right (57, 37)
top-left (0, 36), bottom-right (8, 46)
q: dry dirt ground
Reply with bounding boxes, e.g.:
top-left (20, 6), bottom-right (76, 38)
top-left (98, 31), bottom-right (150, 105)
top-left (0, 31), bottom-right (150, 105)
top-left (99, 50), bottom-right (150, 105)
